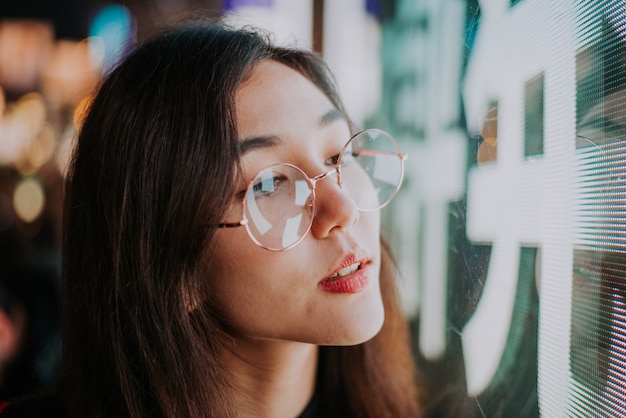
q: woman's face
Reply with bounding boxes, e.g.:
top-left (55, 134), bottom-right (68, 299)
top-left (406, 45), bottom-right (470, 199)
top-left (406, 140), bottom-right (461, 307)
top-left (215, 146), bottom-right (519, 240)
top-left (207, 60), bottom-right (384, 346)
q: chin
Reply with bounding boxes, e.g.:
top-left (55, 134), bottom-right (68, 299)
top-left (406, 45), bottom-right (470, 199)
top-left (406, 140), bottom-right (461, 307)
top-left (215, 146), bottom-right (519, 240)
top-left (349, 303), bottom-right (386, 345)
top-left (321, 296), bottom-right (386, 346)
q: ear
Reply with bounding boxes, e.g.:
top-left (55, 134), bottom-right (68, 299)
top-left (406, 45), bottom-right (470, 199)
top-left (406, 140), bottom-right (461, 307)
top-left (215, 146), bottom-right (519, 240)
top-left (186, 297), bottom-right (198, 313)
top-left (182, 284), bottom-right (199, 313)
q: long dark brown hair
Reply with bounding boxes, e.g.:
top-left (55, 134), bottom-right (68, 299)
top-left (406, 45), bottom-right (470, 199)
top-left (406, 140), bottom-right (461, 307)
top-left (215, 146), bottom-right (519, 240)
top-left (62, 21), bottom-right (420, 418)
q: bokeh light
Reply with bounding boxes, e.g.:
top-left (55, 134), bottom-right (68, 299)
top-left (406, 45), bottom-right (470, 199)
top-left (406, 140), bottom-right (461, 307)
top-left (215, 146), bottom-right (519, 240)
top-left (13, 176), bottom-right (45, 223)
top-left (89, 4), bottom-right (135, 74)
top-left (0, 20), bottom-right (54, 93)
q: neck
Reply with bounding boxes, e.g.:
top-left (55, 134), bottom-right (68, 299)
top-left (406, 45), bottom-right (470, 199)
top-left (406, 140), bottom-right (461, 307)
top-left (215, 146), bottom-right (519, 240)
top-left (221, 338), bottom-right (318, 418)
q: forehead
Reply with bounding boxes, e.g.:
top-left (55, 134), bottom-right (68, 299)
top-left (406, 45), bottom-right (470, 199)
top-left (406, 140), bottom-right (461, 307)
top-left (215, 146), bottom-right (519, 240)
top-left (235, 59), bottom-right (337, 140)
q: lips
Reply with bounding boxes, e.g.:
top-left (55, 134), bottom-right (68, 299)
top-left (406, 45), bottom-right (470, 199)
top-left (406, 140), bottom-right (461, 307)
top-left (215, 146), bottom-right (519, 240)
top-left (327, 262), bottom-right (361, 282)
top-left (319, 253), bottom-right (370, 293)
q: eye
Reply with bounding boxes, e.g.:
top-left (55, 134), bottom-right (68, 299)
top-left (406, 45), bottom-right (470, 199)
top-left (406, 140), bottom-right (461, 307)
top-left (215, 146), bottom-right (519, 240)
top-left (341, 149), bottom-right (358, 164)
top-left (325, 154), bottom-right (341, 166)
top-left (326, 142), bottom-right (352, 166)
top-left (331, 142), bottom-right (360, 168)
top-left (251, 174), bottom-right (288, 197)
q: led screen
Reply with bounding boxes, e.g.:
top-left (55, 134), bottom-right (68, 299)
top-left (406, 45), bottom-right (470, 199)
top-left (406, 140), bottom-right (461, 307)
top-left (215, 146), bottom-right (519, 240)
top-left (378, 0), bottom-right (626, 415)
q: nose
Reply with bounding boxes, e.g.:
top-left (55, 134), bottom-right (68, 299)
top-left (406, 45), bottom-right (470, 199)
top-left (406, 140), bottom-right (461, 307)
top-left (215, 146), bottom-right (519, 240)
top-left (309, 170), bottom-right (360, 239)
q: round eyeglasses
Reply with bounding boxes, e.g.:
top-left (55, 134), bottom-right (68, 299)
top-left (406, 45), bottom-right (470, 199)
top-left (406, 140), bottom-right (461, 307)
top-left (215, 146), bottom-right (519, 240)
top-left (217, 128), bottom-right (407, 251)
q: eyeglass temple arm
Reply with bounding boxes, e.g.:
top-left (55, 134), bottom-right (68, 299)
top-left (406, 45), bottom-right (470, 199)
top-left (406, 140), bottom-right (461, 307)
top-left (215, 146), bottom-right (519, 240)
top-left (356, 150), bottom-right (408, 160)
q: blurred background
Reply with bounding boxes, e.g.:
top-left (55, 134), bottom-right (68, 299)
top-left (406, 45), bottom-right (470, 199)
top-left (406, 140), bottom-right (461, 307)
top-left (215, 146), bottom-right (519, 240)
top-left (1, 0), bottom-right (625, 416)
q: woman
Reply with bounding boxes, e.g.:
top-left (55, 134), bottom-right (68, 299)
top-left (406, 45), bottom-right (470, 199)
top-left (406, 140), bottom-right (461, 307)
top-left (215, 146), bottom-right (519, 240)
top-left (5, 20), bottom-right (420, 417)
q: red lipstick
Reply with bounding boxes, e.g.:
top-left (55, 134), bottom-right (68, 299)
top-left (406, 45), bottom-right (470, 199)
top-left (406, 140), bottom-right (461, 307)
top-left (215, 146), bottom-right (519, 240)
top-left (319, 254), bottom-right (370, 294)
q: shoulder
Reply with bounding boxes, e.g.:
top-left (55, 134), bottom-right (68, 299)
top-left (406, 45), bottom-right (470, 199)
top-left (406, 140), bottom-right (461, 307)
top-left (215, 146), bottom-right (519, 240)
top-left (0, 393), bottom-right (67, 418)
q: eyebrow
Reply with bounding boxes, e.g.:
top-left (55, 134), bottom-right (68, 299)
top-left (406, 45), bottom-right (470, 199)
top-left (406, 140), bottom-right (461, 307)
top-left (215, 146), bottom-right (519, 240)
top-left (320, 108), bottom-right (346, 126)
top-left (239, 108), bottom-right (346, 155)
top-left (239, 135), bottom-right (281, 155)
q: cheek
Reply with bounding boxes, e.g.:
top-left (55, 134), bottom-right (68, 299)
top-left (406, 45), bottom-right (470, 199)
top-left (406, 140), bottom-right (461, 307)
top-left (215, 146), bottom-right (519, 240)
top-left (203, 231), bottom-right (296, 330)
top-left (358, 210), bottom-right (381, 245)
top-left (204, 229), bottom-right (254, 301)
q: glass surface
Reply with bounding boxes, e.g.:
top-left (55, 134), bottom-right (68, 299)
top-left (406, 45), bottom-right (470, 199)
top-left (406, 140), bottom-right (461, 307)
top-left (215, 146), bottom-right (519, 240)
top-left (377, 0), bottom-right (626, 416)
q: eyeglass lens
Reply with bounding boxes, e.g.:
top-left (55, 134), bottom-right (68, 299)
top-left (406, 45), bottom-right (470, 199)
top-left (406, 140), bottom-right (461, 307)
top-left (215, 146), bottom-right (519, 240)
top-left (243, 129), bottom-right (404, 250)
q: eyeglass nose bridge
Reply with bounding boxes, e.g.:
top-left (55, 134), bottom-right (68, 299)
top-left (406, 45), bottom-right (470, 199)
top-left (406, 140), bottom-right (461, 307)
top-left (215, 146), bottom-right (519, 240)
top-left (306, 166), bottom-right (346, 206)
top-left (309, 166), bottom-right (340, 188)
